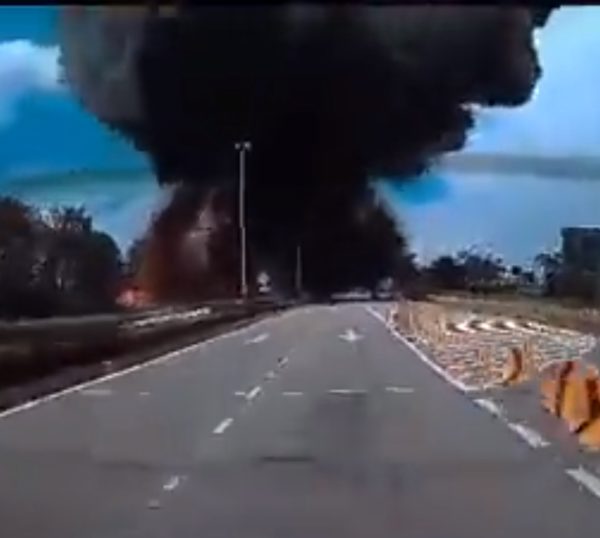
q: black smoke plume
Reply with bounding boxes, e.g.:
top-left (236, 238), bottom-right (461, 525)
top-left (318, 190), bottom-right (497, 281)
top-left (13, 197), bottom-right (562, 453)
top-left (59, 6), bottom-right (554, 299)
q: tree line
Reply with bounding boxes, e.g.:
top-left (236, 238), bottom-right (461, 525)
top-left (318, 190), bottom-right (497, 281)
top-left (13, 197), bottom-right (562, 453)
top-left (1, 194), bottom-right (593, 320)
top-left (0, 197), bottom-right (123, 319)
top-left (419, 249), bottom-right (534, 296)
top-left (416, 248), bottom-right (598, 305)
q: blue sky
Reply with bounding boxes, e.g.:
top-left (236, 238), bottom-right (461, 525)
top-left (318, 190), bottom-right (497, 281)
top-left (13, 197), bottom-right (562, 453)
top-left (1, 7), bottom-right (599, 264)
top-left (385, 7), bottom-right (600, 265)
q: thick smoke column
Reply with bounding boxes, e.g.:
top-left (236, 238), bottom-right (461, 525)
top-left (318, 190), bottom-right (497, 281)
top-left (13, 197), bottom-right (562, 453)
top-left (59, 7), bottom-right (553, 298)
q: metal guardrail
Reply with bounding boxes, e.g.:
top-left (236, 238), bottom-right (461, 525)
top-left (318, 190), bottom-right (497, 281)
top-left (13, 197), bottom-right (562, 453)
top-left (0, 299), bottom-right (289, 345)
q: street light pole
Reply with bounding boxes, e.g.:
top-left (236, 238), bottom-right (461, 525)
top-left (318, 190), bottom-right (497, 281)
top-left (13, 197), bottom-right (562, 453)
top-left (235, 141), bottom-right (252, 299)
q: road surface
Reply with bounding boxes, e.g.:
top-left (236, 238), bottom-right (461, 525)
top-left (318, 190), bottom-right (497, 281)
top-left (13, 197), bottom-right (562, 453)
top-left (1, 302), bottom-right (599, 537)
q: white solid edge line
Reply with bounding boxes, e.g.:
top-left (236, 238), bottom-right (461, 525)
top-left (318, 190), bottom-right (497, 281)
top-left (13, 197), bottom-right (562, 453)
top-left (474, 398), bottom-right (505, 419)
top-left (566, 467), bottom-right (600, 499)
top-left (213, 417), bottom-right (234, 435)
top-left (245, 332), bottom-right (270, 345)
top-left (507, 422), bottom-right (550, 448)
top-left (0, 307), bottom-right (304, 421)
top-left (365, 305), bottom-right (476, 393)
top-left (246, 385), bottom-right (262, 401)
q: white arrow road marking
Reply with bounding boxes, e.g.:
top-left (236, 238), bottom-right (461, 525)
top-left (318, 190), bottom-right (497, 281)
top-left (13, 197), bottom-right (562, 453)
top-left (475, 399), bottom-right (549, 449)
top-left (339, 328), bottom-right (363, 343)
top-left (245, 333), bottom-right (270, 345)
top-left (163, 475), bottom-right (184, 492)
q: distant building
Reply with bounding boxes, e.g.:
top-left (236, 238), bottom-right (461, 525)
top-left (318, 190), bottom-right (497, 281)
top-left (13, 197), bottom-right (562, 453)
top-left (561, 227), bottom-right (600, 272)
top-left (560, 227), bottom-right (600, 303)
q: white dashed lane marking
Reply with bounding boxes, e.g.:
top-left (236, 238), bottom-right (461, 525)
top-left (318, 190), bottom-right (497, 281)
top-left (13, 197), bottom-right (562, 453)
top-left (474, 398), bottom-right (549, 449)
top-left (507, 422), bottom-right (550, 448)
top-left (246, 386), bottom-right (262, 402)
top-left (474, 398), bottom-right (505, 418)
top-left (370, 306), bottom-right (554, 454)
top-left (213, 418), bottom-right (234, 435)
top-left (0, 308), bottom-right (305, 422)
top-left (385, 386), bottom-right (415, 394)
top-left (566, 467), bottom-right (600, 500)
top-left (339, 328), bottom-right (363, 343)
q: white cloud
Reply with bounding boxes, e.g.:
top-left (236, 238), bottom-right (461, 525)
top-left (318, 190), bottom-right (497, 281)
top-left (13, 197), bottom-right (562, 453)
top-left (0, 39), bottom-right (63, 126)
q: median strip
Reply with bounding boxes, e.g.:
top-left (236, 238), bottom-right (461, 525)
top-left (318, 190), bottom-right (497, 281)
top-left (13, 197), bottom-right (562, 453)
top-left (0, 303), bottom-right (295, 418)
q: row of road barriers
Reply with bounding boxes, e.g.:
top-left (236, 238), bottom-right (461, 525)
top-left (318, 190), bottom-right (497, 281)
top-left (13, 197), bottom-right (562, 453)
top-left (388, 300), bottom-right (600, 451)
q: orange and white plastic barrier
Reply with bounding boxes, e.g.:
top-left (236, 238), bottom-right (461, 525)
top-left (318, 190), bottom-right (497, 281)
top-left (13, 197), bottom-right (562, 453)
top-left (539, 359), bottom-right (600, 450)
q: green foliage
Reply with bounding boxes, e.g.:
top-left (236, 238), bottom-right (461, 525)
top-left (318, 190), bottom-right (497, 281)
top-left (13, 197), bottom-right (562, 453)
top-left (426, 248), bottom-right (507, 293)
top-left (428, 255), bottom-right (467, 290)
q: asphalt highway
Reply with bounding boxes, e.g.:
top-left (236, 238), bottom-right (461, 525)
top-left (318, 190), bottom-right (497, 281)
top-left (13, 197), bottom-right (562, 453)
top-left (1, 302), bottom-right (599, 537)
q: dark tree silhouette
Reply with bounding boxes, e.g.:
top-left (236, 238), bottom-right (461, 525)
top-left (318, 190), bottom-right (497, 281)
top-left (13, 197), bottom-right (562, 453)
top-left (428, 255), bottom-right (467, 290)
top-left (0, 198), bottom-right (122, 318)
